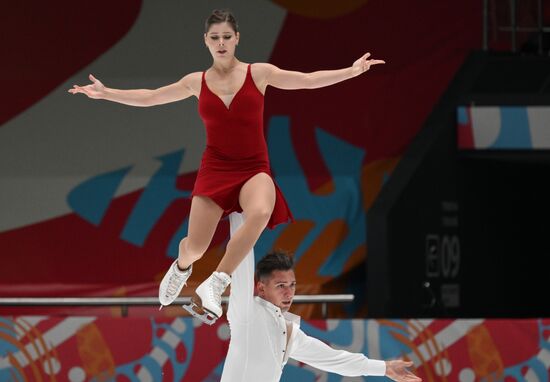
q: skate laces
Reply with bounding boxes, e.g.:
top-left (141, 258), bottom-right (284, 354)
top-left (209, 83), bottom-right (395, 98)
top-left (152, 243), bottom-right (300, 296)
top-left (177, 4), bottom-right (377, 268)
top-left (165, 263), bottom-right (190, 298)
top-left (210, 273), bottom-right (229, 306)
top-left (166, 272), bottom-right (184, 297)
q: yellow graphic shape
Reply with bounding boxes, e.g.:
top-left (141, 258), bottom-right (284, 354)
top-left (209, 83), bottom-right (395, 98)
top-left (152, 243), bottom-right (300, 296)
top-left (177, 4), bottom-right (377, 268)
top-left (379, 320), bottom-right (432, 381)
top-left (76, 323), bottom-right (116, 381)
top-left (271, 157), bottom-right (399, 318)
top-left (379, 319), bottom-right (458, 382)
top-left (271, 0), bottom-right (369, 19)
top-left (295, 220), bottom-right (348, 283)
top-left (409, 320), bottom-right (452, 382)
top-left (273, 220), bottom-right (316, 253)
top-left (343, 243), bottom-right (366, 273)
top-left (8, 353), bottom-right (29, 382)
top-left (292, 220), bottom-right (348, 317)
top-left (361, 157), bottom-right (400, 210)
top-left (110, 287), bottom-right (127, 317)
top-left (466, 324), bottom-right (504, 381)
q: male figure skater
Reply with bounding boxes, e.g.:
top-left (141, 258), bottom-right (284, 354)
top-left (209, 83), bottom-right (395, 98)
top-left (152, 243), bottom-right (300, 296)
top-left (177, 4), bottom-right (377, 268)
top-left (219, 213), bottom-right (421, 382)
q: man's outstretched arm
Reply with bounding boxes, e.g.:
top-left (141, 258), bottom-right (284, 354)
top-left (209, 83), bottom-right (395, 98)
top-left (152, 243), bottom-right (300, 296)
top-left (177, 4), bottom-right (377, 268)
top-left (290, 328), bottom-right (421, 381)
top-left (226, 213), bottom-right (255, 323)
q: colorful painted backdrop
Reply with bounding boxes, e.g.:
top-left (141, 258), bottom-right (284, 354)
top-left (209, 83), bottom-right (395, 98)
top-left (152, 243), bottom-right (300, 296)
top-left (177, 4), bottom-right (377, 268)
top-left (0, 316), bottom-right (548, 381)
top-left (0, 0), bottom-right (481, 316)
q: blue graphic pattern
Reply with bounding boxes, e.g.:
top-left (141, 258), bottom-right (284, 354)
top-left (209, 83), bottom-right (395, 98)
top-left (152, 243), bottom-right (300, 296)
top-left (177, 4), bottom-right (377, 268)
top-left (493, 107), bottom-right (531, 149)
top-left (457, 106), bottom-right (536, 149)
top-left (0, 318), bottom-right (21, 382)
top-left (457, 106), bottom-right (469, 125)
top-left (109, 318), bottom-right (194, 381)
top-left (500, 319), bottom-right (550, 382)
top-left (1, 318), bottom-right (549, 381)
top-left (68, 167), bottom-right (131, 225)
top-left (263, 117), bottom-right (366, 277)
top-left (121, 151), bottom-right (191, 246)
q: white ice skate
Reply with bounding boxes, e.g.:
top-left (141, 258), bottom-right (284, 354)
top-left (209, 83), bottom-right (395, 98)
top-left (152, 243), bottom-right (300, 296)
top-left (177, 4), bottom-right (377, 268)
top-left (182, 271), bottom-right (231, 325)
top-left (159, 260), bottom-right (193, 309)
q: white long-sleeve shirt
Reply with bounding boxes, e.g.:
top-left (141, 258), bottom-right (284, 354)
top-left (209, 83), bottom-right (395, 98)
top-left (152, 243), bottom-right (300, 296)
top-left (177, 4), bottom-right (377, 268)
top-left (220, 213), bottom-right (386, 382)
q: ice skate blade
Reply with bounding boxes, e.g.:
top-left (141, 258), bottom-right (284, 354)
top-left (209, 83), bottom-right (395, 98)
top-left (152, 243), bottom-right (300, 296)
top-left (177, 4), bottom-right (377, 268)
top-left (182, 302), bottom-right (218, 326)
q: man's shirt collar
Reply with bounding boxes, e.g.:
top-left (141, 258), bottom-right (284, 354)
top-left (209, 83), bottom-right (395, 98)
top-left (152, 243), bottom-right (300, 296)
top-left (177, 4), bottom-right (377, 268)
top-left (255, 296), bottom-right (301, 326)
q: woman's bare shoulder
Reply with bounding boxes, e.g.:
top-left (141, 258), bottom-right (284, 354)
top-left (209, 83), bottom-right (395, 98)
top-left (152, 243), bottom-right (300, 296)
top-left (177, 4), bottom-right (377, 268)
top-left (180, 71), bottom-right (203, 96)
top-left (250, 63), bottom-right (277, 92)
top-left (250, 62), bottom-right (276, 77)
top-left (182, 71), bottom-right (203, 83)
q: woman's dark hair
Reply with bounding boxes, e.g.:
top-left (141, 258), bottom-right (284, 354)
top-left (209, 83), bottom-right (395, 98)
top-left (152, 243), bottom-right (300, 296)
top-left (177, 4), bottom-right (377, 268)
top-left (205, 9), bottom-right (239, 33)
top-left (256, 250), bottom-right (294, 281)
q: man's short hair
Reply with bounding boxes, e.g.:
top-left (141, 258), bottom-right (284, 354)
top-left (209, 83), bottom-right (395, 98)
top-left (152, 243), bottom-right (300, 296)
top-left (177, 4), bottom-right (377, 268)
top-left (256, 250), bottom-right (294, 281)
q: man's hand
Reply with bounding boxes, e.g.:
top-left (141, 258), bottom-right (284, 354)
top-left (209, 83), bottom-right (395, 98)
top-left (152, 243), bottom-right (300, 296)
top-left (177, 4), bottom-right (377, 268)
top-left (385, 360), bottom-right (422, 382)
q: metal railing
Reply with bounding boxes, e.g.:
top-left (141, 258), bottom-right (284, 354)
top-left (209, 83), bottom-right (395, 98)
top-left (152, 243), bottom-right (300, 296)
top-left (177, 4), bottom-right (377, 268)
top-left (483, 0), bottom-right (547, 54)
top-left (0, 295), bottom-right (354, 318)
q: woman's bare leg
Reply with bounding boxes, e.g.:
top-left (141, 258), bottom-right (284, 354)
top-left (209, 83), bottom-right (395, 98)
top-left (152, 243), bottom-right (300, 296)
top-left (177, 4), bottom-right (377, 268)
top-left (178, 195), bottom-right (224, 270)
top-left (216, 172), bottom-right (276, 274)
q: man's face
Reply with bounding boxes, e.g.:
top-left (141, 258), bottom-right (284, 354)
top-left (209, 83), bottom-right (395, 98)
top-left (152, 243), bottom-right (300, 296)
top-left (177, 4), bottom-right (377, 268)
top-left (257, 270), bottom-right (296, 312)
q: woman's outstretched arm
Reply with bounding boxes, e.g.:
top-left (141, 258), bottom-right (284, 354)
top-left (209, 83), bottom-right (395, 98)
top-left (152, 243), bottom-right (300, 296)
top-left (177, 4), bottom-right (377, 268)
top-left (254, 52), bottom-right (384, 91)
top-left (68, 72), bottom-right (201, 107)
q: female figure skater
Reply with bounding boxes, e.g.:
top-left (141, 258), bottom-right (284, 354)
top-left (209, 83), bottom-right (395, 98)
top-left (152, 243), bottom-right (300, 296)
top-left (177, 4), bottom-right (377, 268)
top-left (69, 9), bottom-right (385, 324)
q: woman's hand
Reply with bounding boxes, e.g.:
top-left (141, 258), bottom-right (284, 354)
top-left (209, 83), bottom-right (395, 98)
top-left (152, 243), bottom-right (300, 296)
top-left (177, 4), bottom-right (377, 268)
top-left (68, 74), bottom-right (106, 99)
top-left (352, 52), bottom-right (385, 76)
top-left (385, 360), bottom-right (422, 382)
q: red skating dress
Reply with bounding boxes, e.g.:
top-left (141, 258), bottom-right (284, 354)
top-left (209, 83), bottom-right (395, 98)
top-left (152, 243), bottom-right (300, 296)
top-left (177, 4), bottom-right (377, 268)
top-left (192, 64), bottom-right (293, 229)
